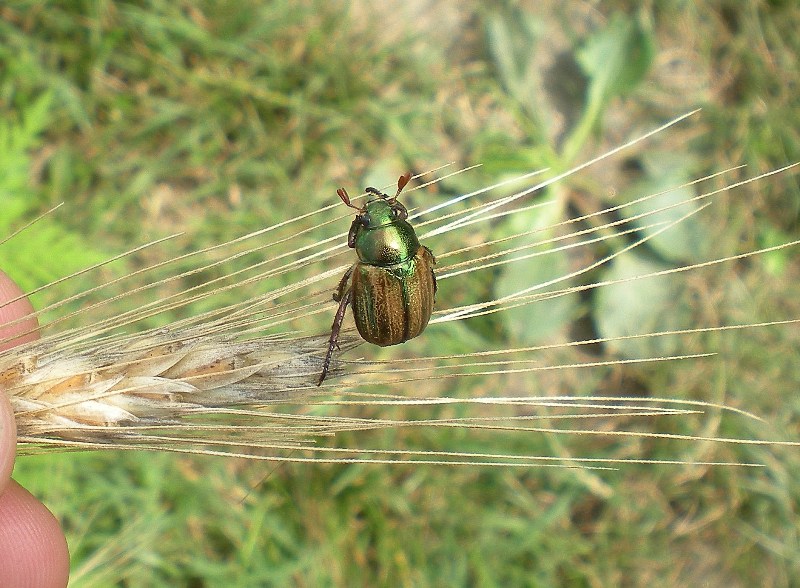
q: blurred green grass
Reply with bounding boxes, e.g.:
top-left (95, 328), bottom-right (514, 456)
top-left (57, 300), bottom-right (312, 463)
top-left (2, 2), bottom-right (800, 586)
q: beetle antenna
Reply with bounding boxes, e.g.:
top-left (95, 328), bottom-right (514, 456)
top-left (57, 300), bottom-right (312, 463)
top-left (336, 187), bottom-right (362, 211)
top-left (396, 172), bottom-right (412, 197)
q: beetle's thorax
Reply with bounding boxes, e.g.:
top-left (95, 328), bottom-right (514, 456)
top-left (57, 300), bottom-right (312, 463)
top-left (353, 199), bottom-right (420, 266)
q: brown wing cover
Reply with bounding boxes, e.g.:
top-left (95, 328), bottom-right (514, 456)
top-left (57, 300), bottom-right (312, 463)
top-left (351, 246), bottom-right (435, 346)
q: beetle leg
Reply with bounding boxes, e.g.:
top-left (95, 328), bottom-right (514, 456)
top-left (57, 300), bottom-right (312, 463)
top-left (347, 217), bottom-right (360, 248)
top-left (333, 265), bottom-right (355, 303)
top-left (318, 285), bottom-right (353, 386)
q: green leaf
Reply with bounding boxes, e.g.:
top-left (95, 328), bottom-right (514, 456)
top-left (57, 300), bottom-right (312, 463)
top-left (594, 252), bottom-right (692, 359)
top-left (563, 13), bottom-right (655, 162)
top-left (495, 199), bottom-right (578, 344)
top-left (577, 13), bottom-right (655, 111)
top-left (497, 247), bottom-right (578, 345)
top-left (621, 151), bottom-right (710, 264)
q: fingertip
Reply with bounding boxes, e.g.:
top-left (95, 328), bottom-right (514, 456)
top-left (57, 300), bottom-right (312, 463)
top-left (0, 269), bottom-right (39, 352)
top-left (0, 481), bottom-right (70, 588)
top-left (0, 391), bottom-right (15, 493)
top-left (0, 269), bottom-right (36, 492)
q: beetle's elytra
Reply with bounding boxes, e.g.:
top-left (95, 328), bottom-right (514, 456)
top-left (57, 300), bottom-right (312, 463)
top-left (318, 172), bottom-right (436, 385)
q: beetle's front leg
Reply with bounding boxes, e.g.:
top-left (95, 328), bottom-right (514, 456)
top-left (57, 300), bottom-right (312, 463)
top-left (319, 271), bottom-right (354, 386)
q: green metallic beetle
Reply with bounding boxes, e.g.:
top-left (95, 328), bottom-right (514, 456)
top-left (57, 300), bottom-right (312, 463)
top-left (318, 172), bottom-right (436, 385)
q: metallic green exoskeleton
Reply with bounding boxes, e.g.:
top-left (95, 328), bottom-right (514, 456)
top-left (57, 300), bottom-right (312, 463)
top-left (318, 172), bottom-right (436, 385)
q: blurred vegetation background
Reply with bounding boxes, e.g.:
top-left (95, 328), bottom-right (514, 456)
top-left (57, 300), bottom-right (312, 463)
top-left (2, 1), bottom-right (800, 586)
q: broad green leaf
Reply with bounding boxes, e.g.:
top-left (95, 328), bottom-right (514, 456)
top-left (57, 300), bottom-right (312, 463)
top-left (495, 198), bottom-right (578, 344)
top-left (577, 13), bottom-right (655, 111)
top-left (563, 14), bottom-right (655, 162)
top-left (621, 151), bottom-right (710, 263)
top-left (594, 252), bottom-right (692, 359)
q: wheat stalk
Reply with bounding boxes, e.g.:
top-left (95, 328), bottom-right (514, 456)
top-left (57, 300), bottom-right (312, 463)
top-left (4, 112), bottom-right (799, 468)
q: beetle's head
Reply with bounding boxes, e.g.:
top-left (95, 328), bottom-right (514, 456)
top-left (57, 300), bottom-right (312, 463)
top-left (337, 172), bottom-right (413, 230)
top-left (358, 193), bottom-right (408, 229)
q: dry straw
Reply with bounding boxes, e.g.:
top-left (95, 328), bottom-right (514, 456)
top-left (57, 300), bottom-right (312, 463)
top-left (3, 112), bottom-right (799, 470)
